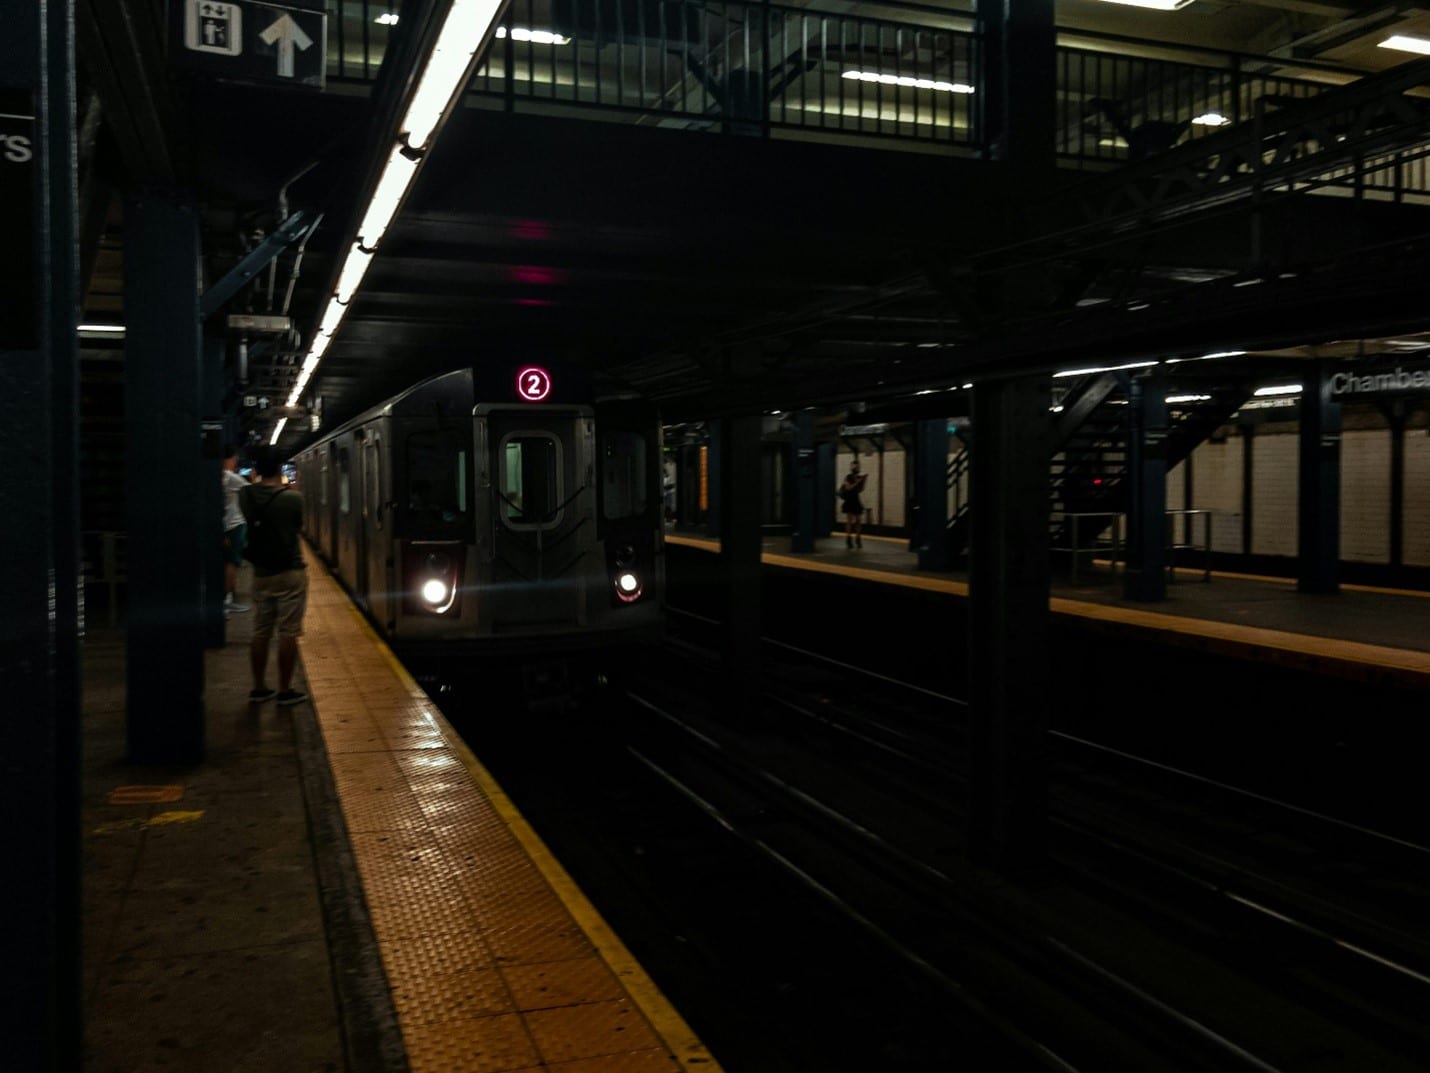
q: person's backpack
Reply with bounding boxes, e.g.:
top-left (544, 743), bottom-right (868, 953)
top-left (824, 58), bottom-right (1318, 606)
top-left (242, 488), bottom-right (294, 571)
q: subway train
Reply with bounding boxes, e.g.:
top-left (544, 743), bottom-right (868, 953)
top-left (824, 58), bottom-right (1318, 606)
top-left (291, 364), bottom-right (664, 681)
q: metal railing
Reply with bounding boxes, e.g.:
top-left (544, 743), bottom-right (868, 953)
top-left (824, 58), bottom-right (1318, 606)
top-left (323, 1), bottom-right (1430, 196)
top-left (469, 0), bottom-right (978, 145)
top-left (1166, 508), bottom-right (1213, 582)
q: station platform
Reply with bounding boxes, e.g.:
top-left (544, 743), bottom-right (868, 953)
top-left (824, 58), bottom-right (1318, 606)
top-left (81, 547), bottom-right (718, 1073)
top-left (666, 530), bottom-right (1430, 690)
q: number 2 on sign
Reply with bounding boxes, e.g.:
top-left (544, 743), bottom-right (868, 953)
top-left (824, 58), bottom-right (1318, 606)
top-left (516, 366), bottom-right (551, 402)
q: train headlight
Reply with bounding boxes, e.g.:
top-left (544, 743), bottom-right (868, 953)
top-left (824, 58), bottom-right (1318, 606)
top-left (614, 571), bottom-right (642, 603)
top-left (421, 578), bottom-right (450, 607)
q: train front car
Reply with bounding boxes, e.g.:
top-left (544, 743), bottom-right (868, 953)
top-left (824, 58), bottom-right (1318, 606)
top-left (299, 363), bottom-right (663, 695)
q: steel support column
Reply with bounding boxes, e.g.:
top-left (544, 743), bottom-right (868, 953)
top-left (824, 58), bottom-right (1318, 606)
top-left (1298, 363), bottom-right (1341, 594)
top-left (125, 194), bottom-right (206, 762)
top-left (204, 337), bottom-right (226, 649)
top-left (979, 0), bottom-right (1054, 167)
top-left (0, 2), bottom-right (80, 1067)
top-left (969, 377), bottom-right (1050, 873)
top-left (717, 415), bottom-right (763, 702)
top-left (1122, 375), bottom-right (1168, 602)
top-left (815, 442), bottom-right (835, 539)
top-left (790, 410), bottom-right (816, 552)
top-left (705, 422), bottom-right (722, 539)
top-left (914, 419), bottom-right (949, 571)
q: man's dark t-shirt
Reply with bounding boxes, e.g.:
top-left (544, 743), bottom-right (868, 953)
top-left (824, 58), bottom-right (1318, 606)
top-left (239, 484), bottom-right (305, 576)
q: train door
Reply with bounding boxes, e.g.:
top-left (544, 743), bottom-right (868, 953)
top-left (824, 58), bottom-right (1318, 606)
top-left (326, 440), bottom-right (341, 565)
top-left (362, 427), bottom-right (391, 625)
top-left (478, 405), bottom-right (594, 633)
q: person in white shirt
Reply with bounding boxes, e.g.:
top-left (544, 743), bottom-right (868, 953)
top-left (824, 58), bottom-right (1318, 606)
top-left (222, 446), bottom-right (250, 614)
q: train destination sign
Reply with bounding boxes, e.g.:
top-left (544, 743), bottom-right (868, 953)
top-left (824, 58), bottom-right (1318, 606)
top-left (171, 0), bottom-right (326, 90)
top-left (516, 366), bottom-right (553, 402)
top-left (1329, 363), bottom-right (1430, 398)
top-left (0, 90), bottom-right (36, 349)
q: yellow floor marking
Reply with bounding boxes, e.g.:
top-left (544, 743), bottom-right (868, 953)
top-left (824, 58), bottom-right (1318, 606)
top-left (323, 567), bottom-right (723, 1073)
top-left (144, 810), bottom-right (205, 827)
top-left (668, 534), bottom-right (1430, 684)
top-left (107, 785), bottom-right (184, 805)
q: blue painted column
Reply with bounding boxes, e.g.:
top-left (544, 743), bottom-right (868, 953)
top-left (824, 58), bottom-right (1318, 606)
top-left (1298, 362), bottom-right (1341, 594)
top-left (968, 377), bottom-right (1050, 874)
top-left (914, 419), bottom-right (949, 571)
top-left (125, 194), bottom-right (206, 762)
top-left (1123, 375), bottom-right (1168, 601)
top-left (0, 2), bottom-right (80, 1067)
top-left (790, 409), bottom-right (816, 552)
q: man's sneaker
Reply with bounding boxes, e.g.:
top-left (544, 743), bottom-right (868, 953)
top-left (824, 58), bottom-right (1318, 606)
top-left (224, 594), bottom-right (249, 614)
top-left (249, 687), bottom-right (277, 703)
top-left (276, 689), bottom-right (308, 707)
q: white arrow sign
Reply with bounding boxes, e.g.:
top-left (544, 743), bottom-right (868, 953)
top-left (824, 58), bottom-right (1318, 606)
top-left (259, 13), bottom-right (313, 78)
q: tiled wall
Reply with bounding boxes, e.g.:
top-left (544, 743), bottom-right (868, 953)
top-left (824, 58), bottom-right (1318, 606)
top-left (1405, 431), bottom-right (1430, 567)
top-left (1340, 429), bottom-right (1392, 563)
top-left (1250, 433), bottom-right (1299, 558)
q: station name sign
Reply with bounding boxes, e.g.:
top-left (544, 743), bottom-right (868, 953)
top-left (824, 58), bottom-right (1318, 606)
top-left (1329, 363), bottom-right (1430, 399)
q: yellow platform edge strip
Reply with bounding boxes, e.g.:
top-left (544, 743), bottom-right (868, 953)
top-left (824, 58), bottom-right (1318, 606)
top-left (328, 588), bottom-right (723, 1073)
top-left (666, 535), bottom-right (1430, 685)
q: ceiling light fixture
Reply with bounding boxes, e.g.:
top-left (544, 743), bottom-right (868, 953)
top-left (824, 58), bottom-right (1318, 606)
top-left (1254, 384), bottom-right (1302, 396)
top-left (1191, 111), bottom-right (1229, 126)
top-left (283, 0), bottom-right (504, 417)
top-left (841, 70), bottom-right (974, 93)
top-left (1379, 34), bottom-right (1430, 56)
top-left (1166, 349), bottom-right (1246, 363)
top-left (270, 417), bottom-right (288, 445)
top-left (375, 12), bottom-right (399, 25)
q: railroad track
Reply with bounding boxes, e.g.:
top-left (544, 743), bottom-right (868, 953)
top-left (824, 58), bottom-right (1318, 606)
top-left (635, 604), bottom-right (1430, 1071)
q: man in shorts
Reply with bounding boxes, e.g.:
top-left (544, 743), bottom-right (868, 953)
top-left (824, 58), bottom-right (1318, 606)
top-left (240, 447), bottom-right (308, 705)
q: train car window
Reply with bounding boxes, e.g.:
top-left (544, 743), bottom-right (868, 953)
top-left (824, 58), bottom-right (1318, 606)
top-left (406, 430), bottom-right (468, 525)
top-left (600, 430), bottom-right (650, 520)
top-left (319, 456), bottom-right (329, 507)
top-left (338, 447), bottom-right (351, 515)
top-left (499, 433), bottom-right (562, 529)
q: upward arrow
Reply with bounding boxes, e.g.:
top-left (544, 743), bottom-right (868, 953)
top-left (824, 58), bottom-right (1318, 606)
top-left (259, 13), bottom-right (313, 79)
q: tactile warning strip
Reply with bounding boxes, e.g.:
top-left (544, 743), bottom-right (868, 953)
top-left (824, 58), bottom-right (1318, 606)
top-left (299, 547), bottom-right (719, 1073)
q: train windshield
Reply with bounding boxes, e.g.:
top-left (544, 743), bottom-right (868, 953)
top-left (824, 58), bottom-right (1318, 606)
top-left (405, 430), bottom-right (468, 528)
top-left (600, 430), bottom-right (649, 521)
top-left (499, 433), bottom-right (562, 528)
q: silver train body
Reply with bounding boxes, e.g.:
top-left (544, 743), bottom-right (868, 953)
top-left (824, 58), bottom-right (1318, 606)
top-left (292, 366), bottom-right (664, 657)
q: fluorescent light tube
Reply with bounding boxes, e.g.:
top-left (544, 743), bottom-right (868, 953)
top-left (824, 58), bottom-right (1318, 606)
top-left (270, 417), bottom-right (288, 445)
top-left (335, 243), bottom-right (375, 304)
top-left (78, 323), bottom-right (125, 333)
top-left (1165, 394), bottom-right (1212, 403)
top-left (1379, 34), bottom-right (1430, 56)
top-left (1254, 384), bottom-right (1302, 396)
top-left (317, 298), bottom-right (348, 339)
top-left (375, 12), bottom-right (399, 25)
top-left (841, 70), bottom-right (974, 94)
top-left (496, 26), bottom-right (570, 45)
top-left (1192, 112), bottom-right (1228, 126)
top-left (357, 146), bottom-right (419, 250)
top-left (1092, 0), bottom-right (1194, 9)
top-left (1053, 360), bottom-right (1159, 378)
top-left (401, 0), bottom-right (505, 151)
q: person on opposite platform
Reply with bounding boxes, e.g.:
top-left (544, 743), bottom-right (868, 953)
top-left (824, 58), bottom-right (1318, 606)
top-left (839, 459), bottom-right (868, 549)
